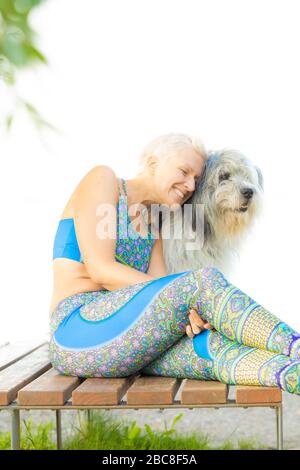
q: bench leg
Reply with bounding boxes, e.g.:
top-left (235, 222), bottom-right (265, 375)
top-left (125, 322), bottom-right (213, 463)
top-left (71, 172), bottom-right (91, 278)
top-left (11, 409), bottom-right (21, 450)
top-left (56, 410), bottom-right (63, 450)
top-left (276, 405), bottom-right (283, 450)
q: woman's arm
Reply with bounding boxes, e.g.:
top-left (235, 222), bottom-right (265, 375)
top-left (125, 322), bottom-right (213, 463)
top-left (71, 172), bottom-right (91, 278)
top-left (147, 235), bottom-right (168, 278)
top-left (98, 261), bottom-right (156, 290)
top-left (73, 165), bottom-right (156, 291)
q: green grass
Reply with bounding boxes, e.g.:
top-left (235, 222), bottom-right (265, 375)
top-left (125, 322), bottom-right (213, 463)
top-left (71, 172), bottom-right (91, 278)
top-left (0, 411), bottom-right (269, 450)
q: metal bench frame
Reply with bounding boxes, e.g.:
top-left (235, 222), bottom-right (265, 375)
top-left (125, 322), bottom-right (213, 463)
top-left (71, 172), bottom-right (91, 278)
top-left (1, 398), bottom-right (283, 450)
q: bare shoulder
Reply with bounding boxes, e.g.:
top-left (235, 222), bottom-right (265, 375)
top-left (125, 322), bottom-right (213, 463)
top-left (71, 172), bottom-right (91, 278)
top-left (59, 165), bottom-right (119, 221)
top-left (75, 165), bottom-right (119, 198)
top-left (83, 165), bottom-right (117, 182)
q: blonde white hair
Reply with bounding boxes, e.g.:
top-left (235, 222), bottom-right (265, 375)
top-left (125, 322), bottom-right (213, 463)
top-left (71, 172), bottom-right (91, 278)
top-left (137, 132), bottom-right (207, 173)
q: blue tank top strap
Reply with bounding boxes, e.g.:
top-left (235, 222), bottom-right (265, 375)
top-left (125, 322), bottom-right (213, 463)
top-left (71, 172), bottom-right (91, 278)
top-left (120, 178), bottom-right (127, 196)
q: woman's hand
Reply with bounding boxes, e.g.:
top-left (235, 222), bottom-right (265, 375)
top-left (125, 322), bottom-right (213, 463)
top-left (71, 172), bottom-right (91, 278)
top-left (186, 308), bottom-right (213, 339)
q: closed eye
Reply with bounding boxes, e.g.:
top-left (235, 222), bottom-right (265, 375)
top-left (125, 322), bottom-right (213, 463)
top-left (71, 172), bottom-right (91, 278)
top-left (181, 168), bottom-right (201, 183)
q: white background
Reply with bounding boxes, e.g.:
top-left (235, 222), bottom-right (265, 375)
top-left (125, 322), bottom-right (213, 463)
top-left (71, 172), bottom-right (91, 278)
top-left (1, 0), bottom-right (300, 343)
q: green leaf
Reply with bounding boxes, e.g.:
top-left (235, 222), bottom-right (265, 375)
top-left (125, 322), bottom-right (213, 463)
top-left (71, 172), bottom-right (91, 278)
top-left (14, 0), bottom-right (35, 15)
top-left (0, 0), bottom-right (50, 132)
top-left (171, 412), bottom-right (184, 429)
top-left (163, 429), bottom-right (175, 436)
top-left (26, 43), bottom-right (47, 63)
top-left (5, 113), bottom-right (14, 132)
top-left (17, 98), bottom-right (60, 134)
top-left (2, 27), bottom-right (29, 67)
top-left (144, 423), bottom-right (155, 439)
top-left (127, 421), bottom-right (141, 440)
top-left (0, 0), bottom-right (47, 67)
top-left (0, 54), bottom-right (16, 84)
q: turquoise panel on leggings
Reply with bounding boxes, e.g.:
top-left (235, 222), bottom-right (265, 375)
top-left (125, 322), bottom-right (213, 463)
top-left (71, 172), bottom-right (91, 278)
top-left (53, 271), bottom-right (189, 350)
top-left (193, 329), bottom-right (214, 360)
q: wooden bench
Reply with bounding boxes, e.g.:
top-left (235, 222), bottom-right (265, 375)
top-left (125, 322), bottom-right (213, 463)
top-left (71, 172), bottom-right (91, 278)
top-left (0, 339), bottom-right (283, 450)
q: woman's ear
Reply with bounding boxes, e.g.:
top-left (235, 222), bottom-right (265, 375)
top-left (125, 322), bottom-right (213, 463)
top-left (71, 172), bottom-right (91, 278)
top-left (255, 165), bottom-right (264, 191)
top-left (146, 154), bottom-right (158, 175)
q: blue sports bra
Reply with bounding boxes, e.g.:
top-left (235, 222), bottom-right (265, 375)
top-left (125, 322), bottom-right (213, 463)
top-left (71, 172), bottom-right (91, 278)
top-left (52, 178), bottom-right (156, 273)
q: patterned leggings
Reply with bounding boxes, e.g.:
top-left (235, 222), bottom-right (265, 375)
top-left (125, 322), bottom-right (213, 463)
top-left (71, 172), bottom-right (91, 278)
top-left (49, 267), bottom-right (300, 396)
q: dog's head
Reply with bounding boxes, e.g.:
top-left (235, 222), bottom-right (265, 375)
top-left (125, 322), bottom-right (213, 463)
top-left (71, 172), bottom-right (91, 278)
top-left (184, 149), bottom-right (264, 238)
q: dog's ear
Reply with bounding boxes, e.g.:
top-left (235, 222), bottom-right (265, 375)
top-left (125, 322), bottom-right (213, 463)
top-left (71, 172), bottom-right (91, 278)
top-left (255, 166), bottom-right (264, 191)
top-left (183, 153), bottom-right (217, 232)
top-left (185, 160), bottom-right (211, 232)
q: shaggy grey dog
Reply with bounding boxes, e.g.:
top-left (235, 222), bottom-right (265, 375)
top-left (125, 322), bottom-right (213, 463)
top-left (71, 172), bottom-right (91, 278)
top-left (161, 149), bottom-right (264, 276)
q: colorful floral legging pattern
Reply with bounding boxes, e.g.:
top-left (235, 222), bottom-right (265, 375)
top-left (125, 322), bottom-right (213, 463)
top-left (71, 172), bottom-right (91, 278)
top-left (49, 267), bottom-right (300, 396)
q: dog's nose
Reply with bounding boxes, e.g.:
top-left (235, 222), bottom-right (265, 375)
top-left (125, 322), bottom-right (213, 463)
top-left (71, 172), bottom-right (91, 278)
top-left (241, 188), bottom-right (253, 199)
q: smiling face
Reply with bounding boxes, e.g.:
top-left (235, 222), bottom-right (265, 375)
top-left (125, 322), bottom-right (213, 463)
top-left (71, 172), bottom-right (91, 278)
top-left (151, 147), bottom-right (206, 206)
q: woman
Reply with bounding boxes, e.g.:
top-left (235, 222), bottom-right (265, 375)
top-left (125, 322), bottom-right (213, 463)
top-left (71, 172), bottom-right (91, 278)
top-left (49, 133), bottom-right (300, 395)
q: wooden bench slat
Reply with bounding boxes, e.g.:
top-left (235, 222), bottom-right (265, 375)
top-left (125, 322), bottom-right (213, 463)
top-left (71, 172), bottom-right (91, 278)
top-left (235, 385), bottom-right (282, 403)
top-left (0, 344), bottom-right (51, 405)
top-left (126, 376), bottom-right (180, 405)
top-left (72, 376), bottom-right (135, 405)
top-left (0, 339), bottom-right (48, 371)
top-left (181, 379), bottom-right (228, 404)
top-left (0, 337), bottom-right (283, 408)
top-left (18, 368), bottom-right (81, 406)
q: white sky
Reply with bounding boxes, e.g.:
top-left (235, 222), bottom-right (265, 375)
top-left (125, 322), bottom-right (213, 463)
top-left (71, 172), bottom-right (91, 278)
top-left (1, 0), bottom-right (300, 343)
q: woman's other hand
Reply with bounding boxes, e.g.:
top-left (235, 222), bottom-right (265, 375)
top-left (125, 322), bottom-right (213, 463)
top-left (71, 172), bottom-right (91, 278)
top-left (186, 308), bottom-right (213, 339)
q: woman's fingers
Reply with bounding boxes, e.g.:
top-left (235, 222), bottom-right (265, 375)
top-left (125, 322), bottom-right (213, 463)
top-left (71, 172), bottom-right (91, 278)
top-left (186, 324), bottom-right (194, 339)
top-left (189, 308), bottom-right (213, 331)
top-left (186, 322), bottom-right (205, 338)
top-left (186, 308), bottom-right (214, 339)
top-left (188, 309), bottom-right (203, 326)
top-left (191, 323), bottom-right (202, 335)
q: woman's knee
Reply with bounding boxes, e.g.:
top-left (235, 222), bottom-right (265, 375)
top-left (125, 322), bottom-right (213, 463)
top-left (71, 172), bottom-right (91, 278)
top-left (187, 266), bottom-right (230, 293)
top-left (190, 266), bottom-right (224, 278)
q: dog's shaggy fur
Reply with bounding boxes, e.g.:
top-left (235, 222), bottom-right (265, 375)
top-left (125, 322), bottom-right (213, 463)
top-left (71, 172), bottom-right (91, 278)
top-left (162, 149), bottom-right (264, 276)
